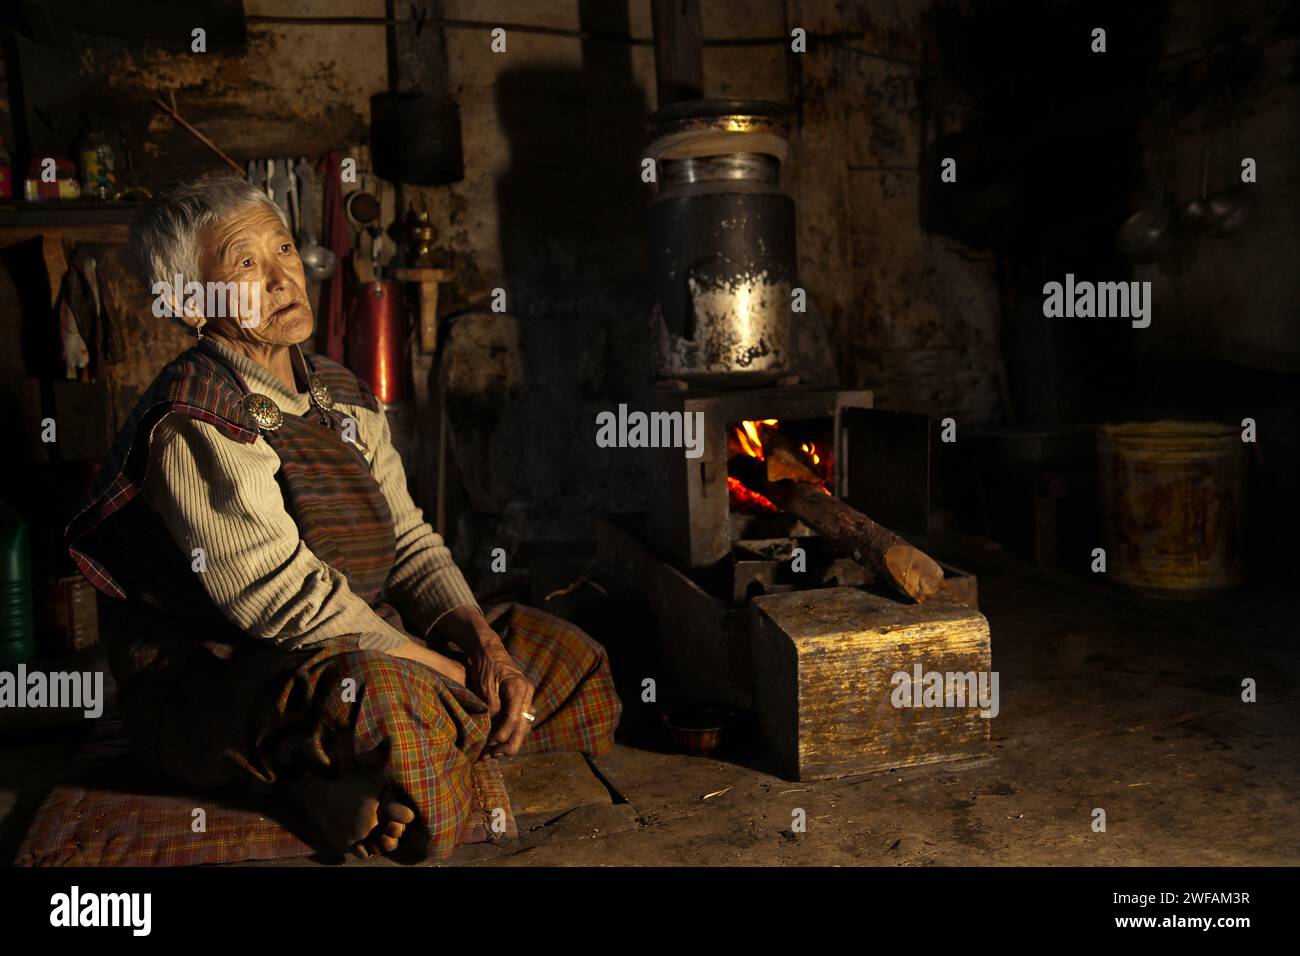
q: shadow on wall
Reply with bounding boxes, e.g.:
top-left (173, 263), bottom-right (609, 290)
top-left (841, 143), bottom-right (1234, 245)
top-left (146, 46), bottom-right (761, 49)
top-left (446, 46), bottom-right (655, 566)
top-left (494, 63), bottom-right (650, 324)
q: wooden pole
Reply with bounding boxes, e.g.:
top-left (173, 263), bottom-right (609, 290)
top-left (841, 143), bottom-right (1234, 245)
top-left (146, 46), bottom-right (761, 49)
top-left (151, 95), bottom-right (243, 175)
top-left (651, 0), bottom-right (703, 107)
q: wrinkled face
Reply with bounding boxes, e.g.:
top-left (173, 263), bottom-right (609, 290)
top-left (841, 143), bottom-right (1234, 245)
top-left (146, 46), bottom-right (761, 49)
top-left (196, 203), bottom-right (313, 346)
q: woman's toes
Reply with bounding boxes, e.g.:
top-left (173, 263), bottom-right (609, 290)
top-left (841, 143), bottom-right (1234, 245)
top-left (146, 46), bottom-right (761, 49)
top-left (284, 770), bottom-right (382, 853)
top-left (370, 799), bottom-right (414, 854)
top-left (383, 799), bottom-right (416, 825)
top-left (354, 796), bottom-right (416, 857)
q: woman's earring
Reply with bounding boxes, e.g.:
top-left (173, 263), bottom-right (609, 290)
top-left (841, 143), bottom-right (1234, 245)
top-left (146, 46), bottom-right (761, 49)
top-left (194, 316), bottom-right (205, 340)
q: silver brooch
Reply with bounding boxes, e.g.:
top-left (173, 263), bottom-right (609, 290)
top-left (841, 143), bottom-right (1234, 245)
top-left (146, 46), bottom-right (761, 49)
top-left (307, 374), bottom-right (335, 411)
top-left (242, 393), bottom-right (284, 431)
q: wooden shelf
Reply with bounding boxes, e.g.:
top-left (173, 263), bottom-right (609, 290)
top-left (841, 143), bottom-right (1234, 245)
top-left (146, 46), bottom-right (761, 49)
top-left (0, 202), bottom-right (143, 227)
top-left (0, 204), bottom-right (141, 306)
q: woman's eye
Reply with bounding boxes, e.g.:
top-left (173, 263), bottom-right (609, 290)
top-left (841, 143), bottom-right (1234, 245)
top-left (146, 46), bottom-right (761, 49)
top-left (241, 258), bottom-right (253, 268)
top-left (280, 243), bottom-right (291, 253)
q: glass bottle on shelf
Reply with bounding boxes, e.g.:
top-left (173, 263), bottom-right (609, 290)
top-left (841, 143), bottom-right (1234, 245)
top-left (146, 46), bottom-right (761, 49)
top-left (79, 132), bottom-right (116, 200)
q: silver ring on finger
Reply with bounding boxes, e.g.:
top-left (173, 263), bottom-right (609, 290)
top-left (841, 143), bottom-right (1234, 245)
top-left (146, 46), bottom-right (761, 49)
top-left (521, 711), bottom-right (536, 723)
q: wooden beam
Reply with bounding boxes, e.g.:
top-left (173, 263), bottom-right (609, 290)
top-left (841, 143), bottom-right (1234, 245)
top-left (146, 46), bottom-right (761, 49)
top-left (651, 0), bottom-right (703, 107)
top-left (386, 0), bottom-right (451, 100)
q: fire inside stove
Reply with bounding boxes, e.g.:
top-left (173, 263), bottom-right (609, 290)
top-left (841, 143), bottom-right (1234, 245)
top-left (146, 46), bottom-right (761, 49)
top-left (727, 418), bottom-right (835, 513)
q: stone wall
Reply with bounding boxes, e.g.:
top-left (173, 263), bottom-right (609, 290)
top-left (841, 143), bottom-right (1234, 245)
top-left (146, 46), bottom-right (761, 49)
top-left (0, 0), bottom-right (1005, 571)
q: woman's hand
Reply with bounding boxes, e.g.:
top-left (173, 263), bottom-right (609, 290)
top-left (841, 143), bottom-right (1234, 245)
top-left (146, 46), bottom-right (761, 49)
top-left (435, 606), bottom-right (536, 757)
top-left (464, 635), bottom-right (536, 757)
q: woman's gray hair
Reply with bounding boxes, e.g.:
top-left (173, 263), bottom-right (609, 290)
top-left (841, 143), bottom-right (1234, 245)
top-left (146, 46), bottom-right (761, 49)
top-left (128, 176), bottom-right (287, 316)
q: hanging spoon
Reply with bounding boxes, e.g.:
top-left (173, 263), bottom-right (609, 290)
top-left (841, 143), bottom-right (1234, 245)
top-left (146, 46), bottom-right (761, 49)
top-left (1205, 87), bottom-right (1255, 237)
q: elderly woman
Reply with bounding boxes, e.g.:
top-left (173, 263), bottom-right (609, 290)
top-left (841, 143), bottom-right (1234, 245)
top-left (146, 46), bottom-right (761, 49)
top-left (65, 177), bottom-right (621, 860)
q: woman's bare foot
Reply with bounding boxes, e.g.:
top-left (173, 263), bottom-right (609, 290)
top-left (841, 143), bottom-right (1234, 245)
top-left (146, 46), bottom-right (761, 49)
top-left (357, 797), bottom-right (417, 857)
top-left (283, 769), bottom-right (385, 855)
top-left (274, 734), bottom-right (419, 859)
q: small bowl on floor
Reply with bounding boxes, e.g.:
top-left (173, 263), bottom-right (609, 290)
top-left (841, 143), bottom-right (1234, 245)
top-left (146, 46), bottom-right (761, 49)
top-left (660, 705), bottom-right (738, 756)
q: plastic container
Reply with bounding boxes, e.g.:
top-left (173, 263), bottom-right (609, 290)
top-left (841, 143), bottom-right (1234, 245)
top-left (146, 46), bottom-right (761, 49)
top-left (1098, 421), bottom-right (1247, 597)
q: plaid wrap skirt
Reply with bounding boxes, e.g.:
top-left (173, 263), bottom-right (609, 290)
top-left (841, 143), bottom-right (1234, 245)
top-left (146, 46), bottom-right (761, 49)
top-left (111, 601), bottom-right (622, 859)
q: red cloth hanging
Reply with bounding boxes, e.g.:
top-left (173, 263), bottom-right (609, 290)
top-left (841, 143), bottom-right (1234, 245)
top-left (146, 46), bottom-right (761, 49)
top-left (315, 151), bottom-right (349, 364)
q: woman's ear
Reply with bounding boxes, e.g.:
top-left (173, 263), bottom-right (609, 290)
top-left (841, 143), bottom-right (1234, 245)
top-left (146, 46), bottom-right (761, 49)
top-left (150, 278), bottom-right (205, 335)
top-left (177, 280), bottom-right (209, 336)
top-left (180, 279), bottom-right (208, 322)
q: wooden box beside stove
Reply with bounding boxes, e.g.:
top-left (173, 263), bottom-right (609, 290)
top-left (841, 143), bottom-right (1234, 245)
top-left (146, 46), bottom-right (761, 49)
top-left (751, 588), bottom-right (991, 781)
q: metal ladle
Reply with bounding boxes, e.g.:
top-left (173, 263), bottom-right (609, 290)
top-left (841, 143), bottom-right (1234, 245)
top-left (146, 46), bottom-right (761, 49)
top-left (1205, 89), bottom-right (1255, 238)
top-left (294, 158), bottom-right (336, 281)
top-left (1115, 122), bottom-right (1177, 262)
top-left (1181, 103), bottom-right (1212, 229)
top-left (300, 235), bottom-right (337, 282)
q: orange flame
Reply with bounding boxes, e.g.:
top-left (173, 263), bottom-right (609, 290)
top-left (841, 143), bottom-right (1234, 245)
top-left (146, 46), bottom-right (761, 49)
top-left (735, 419), bottom-right (777, 460)
top-left (728, 419), bottom-right (835, 509)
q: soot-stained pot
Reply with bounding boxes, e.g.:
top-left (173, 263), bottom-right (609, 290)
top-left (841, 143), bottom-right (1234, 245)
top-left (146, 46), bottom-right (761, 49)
top-left (646, 100), bottom-right (797, 387)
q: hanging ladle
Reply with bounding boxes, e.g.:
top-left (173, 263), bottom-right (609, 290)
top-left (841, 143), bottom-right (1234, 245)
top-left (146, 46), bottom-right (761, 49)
top-left (1205, 87), bottom-right (1254, 238)
top-left (294, 158), bottom-right (336, 282)
top-left (1181, 102), bottom-right (1212, 229)
top-left (1115, 121), bottom-right (1177, 262)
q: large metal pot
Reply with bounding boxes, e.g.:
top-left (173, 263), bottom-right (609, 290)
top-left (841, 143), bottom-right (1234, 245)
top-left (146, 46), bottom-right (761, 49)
top-left (646, 100), bottom-right (796, 386)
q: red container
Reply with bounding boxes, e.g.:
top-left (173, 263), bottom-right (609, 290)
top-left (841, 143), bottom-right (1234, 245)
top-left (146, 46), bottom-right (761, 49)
top-left (346, 280), bottom-right (406, 404)
top-left (25, 156), bottom-right (78, 198)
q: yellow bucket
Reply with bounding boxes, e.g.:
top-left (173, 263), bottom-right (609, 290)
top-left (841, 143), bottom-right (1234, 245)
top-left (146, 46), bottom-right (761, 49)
top-left (1098, 420), bottom-right (1247, 597)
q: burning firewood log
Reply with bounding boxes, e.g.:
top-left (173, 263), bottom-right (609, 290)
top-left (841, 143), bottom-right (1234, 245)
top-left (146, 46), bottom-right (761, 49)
top-left (757, 429), bottom-right (946, 604)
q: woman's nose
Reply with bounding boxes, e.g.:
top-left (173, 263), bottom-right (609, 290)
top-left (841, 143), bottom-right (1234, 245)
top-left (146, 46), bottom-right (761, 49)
top-left (262, 261), bottom-right (290, 293)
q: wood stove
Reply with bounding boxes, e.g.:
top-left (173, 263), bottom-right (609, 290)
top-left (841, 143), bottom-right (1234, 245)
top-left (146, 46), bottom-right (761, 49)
top-left (605, 99), bottom-right (991, 781)
top-left (645, 384), bottom-right (872, 569)
top-left (597, 382), bottom-right (989, 780)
